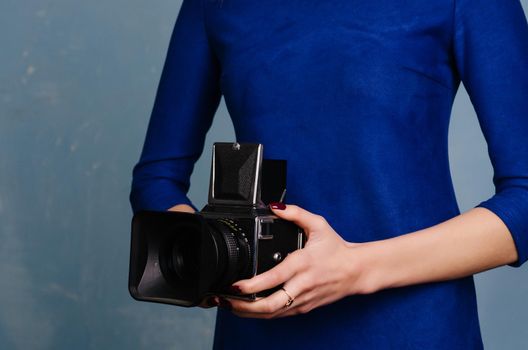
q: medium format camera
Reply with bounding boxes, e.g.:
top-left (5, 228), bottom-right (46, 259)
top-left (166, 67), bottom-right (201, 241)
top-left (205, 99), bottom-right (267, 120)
top-left (128, 142), bottom-right (306, 307)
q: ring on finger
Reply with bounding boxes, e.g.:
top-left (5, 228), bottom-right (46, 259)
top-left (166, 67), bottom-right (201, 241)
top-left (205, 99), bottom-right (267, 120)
top-left (280, 287), bottom-right (295, 308)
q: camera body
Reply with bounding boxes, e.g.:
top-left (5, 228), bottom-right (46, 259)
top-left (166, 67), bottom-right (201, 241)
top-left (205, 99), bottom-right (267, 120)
top-left (129, 143), bottom-right (305, 307)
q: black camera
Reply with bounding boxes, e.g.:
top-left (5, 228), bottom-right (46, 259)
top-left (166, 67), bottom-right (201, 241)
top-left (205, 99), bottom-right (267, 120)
top-left (128, 142), bottom-right (306, 307)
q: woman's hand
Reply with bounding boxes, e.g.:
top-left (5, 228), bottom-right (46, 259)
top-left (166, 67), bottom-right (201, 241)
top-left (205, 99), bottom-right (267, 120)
top-left (221, 204), bottom-right (371, 319)
top-left (217, 203), bottom-right (520, 319)
top-left (168, 203), bottom-right (195, 213)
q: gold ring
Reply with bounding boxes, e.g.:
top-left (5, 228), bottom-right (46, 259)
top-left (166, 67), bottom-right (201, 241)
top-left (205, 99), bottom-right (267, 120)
top-left (280, 287), bottom-right (295, 308)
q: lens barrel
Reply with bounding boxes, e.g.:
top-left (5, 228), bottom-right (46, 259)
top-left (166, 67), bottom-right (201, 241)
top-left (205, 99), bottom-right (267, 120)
top-left (159, 217), bottom-right (252, 293)
top-left (208, 218), bottom-right (252, 288)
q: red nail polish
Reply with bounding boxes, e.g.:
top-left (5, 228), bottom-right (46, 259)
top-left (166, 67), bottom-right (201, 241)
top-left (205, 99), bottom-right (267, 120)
top-left (229, 285), bottom-right (242, 294)
top-left (269, 202), bottom-right (286, 210)
top-left (218, 298), bottom-right (232, 310)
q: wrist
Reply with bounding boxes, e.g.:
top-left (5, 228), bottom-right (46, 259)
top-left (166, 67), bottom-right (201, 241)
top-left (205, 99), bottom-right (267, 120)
top-left (344, 240), bottom-right (393, 296)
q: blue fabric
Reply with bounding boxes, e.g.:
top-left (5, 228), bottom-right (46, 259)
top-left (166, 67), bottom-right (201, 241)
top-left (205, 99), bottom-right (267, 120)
top-left (130, 0), bottom-right (528, 348)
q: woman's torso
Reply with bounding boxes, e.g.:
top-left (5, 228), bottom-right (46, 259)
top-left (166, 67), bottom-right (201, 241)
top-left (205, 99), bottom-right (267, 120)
top-left (201, 1), bottom-right (482, 348)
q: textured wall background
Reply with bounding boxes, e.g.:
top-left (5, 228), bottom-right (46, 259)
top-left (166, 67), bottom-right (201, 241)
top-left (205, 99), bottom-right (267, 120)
top-left (0, 1), bottom-right (526, 349)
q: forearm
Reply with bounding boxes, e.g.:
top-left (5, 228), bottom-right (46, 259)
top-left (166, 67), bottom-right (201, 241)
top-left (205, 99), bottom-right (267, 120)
top-left (354, 207), bottom-right (519, 294)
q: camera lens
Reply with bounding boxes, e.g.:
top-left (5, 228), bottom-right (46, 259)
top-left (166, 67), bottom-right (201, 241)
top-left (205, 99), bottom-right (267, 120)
top-left (158, 217), bottom-right (252, 293)
top-left (159, 224), bottom-right (201, 287)
top-left (168, 239), bottom-right (198, 281)
top-left (208, 218), bottom-right (252, 288)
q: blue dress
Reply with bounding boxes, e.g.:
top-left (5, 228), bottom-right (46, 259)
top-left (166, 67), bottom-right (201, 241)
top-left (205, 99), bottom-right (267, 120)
top-left (130, 0), bottom-right (528, 348)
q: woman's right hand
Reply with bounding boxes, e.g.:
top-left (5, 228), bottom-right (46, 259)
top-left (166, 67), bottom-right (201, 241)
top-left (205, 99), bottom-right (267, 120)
top-left (168, 204), bottom-right (196, 213)
top-left (168, 203), bottom-right (220, 308)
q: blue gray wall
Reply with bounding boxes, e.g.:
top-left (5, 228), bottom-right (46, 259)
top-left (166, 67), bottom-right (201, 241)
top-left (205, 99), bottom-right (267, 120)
top-left (0, 1), bottom-right (526, 349)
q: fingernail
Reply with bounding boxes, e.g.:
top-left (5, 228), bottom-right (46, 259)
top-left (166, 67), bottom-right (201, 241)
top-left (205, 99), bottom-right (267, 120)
top-left (205, 297), bottom-right (219, 307)
top-left (269, 202), bottom-right (286, 210)
top-left (228, 285), bottom-right (242, 294)
top-left (218, 298), bottom-right (232, 310)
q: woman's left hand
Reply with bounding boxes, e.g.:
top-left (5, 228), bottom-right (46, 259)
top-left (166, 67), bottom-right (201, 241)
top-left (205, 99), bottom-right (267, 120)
top-left (221, 203), bottom-right (373, 319)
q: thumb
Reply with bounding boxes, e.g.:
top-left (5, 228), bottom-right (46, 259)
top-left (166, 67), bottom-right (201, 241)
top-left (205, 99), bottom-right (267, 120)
top-left (269, 203), bottom-right (328, 233)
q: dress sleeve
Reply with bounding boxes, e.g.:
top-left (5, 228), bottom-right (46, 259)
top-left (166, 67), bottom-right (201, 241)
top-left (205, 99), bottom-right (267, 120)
top-left (453, 0), bottom-right (528, 267)
top-left (129, 0), bottom-right (221, 213)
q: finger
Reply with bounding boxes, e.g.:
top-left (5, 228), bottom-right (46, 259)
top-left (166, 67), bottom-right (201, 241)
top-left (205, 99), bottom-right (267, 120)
top-left (231, 287), bottom-right (313, 319)
top-left (274, 291), bottom-right (316, 318)
top-left (229, 272), bottom-right (314, 315)
top-left (277, 291), bottom-right (339, 318)
top-left (269, 204), bottom-right (328, 233)
top-left (233, 297), bottom-right (307, 319)
top-left (229, 280), bottom-right (306, 319)
top-left (234, 250), bottom-right (305, 294)
top-left (227, 286), bottom-right (294, 315)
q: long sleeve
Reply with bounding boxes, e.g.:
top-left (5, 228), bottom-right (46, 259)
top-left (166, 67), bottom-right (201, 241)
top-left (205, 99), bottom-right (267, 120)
top-left (453, 0), bottom-right (528, 266)
top-left (130, 0), bottom-right (221, 213)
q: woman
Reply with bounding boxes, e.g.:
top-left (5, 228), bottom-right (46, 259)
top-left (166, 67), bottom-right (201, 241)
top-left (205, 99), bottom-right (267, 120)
top-left (130, 0), bottom-right (528, 348)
